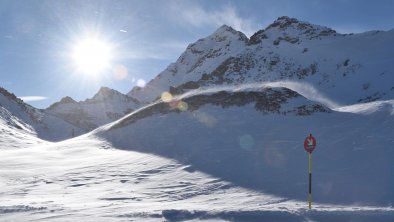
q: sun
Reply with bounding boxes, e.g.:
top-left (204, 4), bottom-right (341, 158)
top-left (71, 36), bottom-right (113, 75)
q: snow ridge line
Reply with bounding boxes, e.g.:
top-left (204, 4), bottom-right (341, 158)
top-left (90, 81), bottom-right (329, 134)
top-left (90, 80), bottom-right (393, 136)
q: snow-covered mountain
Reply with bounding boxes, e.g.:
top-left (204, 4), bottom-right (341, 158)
top-left (0, 104), bottom-right (44, 148)
top-left (0, 87), bottom-right (83, 142)
top-left (1, 16), bottom-right (394, 221)
top-left (96, 84), bottom-right (394, 205)
top-left (128, 16), bottom-right (394, 106)
top-left (44, 16), bottom-right (394, 133)
top-left (46, 87), bottom-right (140, 131)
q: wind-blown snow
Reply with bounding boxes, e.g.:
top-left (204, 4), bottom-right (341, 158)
top-left (334, 100), bottom-right (394, 115)
top-left (176, 81), bottom-right (340, 109)
top-left (263, 81), bottom-right (341, 109)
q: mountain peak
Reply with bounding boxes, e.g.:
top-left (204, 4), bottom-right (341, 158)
top-left (268, 16), bottom-right (336, 35)
top-left (92, 87), bottom-right (123, 101)
top-left (266, 16), bottom-right (301, 30)
top-left (59, 96), bottom-right (76, 104)
top-left (97, 86), bottom-right (116, 94)
top-left (0, 87), bottom-right (23, 104)
top-left (214, 24), bottom-right (235, 34)
top-left (249, 16), bottom-right (337, 45)
top-left (47, 96), bottom-right (77, 110)
top-left (211, 24), bottom-right (248, 42)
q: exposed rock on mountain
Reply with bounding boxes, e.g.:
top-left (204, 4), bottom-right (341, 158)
top-left (128, 16), bottom-right (394, 107)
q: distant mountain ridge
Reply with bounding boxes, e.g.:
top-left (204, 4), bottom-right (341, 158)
top-left (0, 87), bottom-right (82, 142)
top-left (46, 86), bottom-right (140, 131)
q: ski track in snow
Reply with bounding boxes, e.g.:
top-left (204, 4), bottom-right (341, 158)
top-left (0, 137), bottom-right (393, 221)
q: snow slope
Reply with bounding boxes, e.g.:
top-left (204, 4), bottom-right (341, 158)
top-left (96, 84), bottom-right (394, 206)
top-left (0, 87), bottom-right (83, 142)
top-left (0, 136), bottom-right (393, 221)
top-left (1, 83), bottom-right (393, 221)
top-left (1, 82), bottom-right (392, 221)
top-left (0, 106), bottom-right (44, 148)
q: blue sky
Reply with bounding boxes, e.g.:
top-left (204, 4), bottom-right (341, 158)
top-left (1, 0), bottom-right (394, 108)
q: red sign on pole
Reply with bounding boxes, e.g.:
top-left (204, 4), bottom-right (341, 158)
top-left (304, 134), bottom-right (316, 153)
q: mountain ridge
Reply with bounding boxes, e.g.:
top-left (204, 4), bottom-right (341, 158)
top-left (126, 16), bottom-right (394, 106)
top-left (0, 86), bottom-right (83, 141)
top-left (46, 86), bottom-right (140, 131)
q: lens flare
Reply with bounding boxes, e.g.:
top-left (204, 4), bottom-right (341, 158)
top-left (263, 146), bottom-right (286, 168)
top-left (161, 91), bottom-right (173, 102)
top-left (177, 101), bottom-right (188, 112)
top-left (136, 79), bottom-right (146, 87)
top-left (113, 65), bottom-right (128, 80)
top-left (239, 134), bottom-right (255, 150)
top-left (193, 111), bottom-right (217, 127)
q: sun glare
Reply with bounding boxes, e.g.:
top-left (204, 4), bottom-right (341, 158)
top-left (71, 37), bottom-right (113, 75)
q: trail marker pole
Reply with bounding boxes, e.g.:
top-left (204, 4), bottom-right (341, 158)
top-left (304, 134), bottom-right (316, 210)
top-left (308, 152), bottom-right (312, 209)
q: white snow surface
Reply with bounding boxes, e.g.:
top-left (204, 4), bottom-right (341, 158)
top-left (1, 83), bottom-right (393, 221)
top-left (0, 136), bottom-right (393, 221)
top-left (0, 106), bottom-right (45, 148)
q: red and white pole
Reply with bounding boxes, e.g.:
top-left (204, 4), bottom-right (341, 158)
top-left (304, 133), bottom-right (316, 210)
